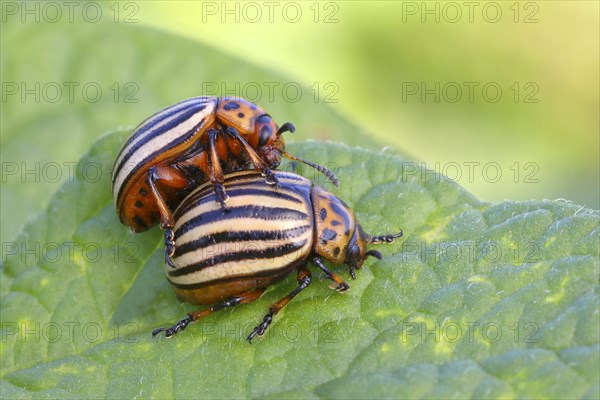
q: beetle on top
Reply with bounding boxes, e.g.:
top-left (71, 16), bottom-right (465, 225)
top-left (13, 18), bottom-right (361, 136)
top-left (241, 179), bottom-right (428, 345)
top-left (111, 96), bottom-right (339, 238)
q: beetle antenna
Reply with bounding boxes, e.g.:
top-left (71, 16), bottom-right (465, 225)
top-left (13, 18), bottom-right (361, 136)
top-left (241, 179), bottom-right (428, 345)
top-left (370, 230), bottom-right (403, 244)
top-left (276, 122), bottom-right (296, 135)
top-left (282, 151), bottom-right (339, 187)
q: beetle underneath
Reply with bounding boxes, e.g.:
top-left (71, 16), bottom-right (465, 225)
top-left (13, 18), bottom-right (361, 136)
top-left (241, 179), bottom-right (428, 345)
top-left (152, 170), bottom-right (402, 341)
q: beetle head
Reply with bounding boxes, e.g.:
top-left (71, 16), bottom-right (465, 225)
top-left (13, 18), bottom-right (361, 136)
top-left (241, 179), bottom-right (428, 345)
top-left (254, 115), bottom-right (294, 168)
top-left (311, 185), bottom-right (401, 279)
top-left (344, 225), bottom-right (372, 279)
top-left (345, 225), bottom-right (403, 279)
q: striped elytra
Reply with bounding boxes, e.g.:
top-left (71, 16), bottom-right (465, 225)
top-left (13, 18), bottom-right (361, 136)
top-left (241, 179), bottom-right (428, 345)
top-left (153, 170), bottom-right (403, 341)
top-left (111, 96), bottom-right (338, 234)
top-left (167, 172), bottom-right (314, 304)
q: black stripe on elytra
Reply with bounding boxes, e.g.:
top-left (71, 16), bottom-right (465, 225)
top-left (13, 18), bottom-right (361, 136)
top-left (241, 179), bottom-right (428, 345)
top-left (173, 224), bottom-right (311, 258)
top-left (217, 177), bottom-right (310, 195)
top-left (114, 101), bottom-right (208, 181)
top-left (168, 240), bottom-right (307, 277)
top-left (230, 187), bottom-right (304, 204)
top-left (174, 173), bottom-right (265, 206)
top-left (175, 205), bottom-right (310, 238)
top-left (113, 98), bottom-right (212, 182)
top-left (172, 172), bottom-right (310, 216)
top-left (174, 172), bottom-right (309, 214)
top-left (222, 171), bottom-right (308, 185)
top-left (175, 186), bottom-right (306, 219)
top-left (116, 116), bottom-right (207, 202)
top-left (112, 98), bottom-right (212, 177)
top-left (166, 262), bottom-right (297, 290)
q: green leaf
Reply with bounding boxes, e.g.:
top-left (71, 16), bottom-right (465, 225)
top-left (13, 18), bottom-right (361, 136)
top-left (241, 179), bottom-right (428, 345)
top-left (1, 131), bottom-right (598, 399)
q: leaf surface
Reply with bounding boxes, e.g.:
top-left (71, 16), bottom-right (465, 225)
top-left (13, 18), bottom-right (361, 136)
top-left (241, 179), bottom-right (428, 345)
top-left (1, 132), bottom-right (598, 399)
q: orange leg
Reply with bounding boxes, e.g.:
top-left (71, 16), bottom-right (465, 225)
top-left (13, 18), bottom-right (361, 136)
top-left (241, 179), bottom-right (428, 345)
top-left (247, 267), bottom-right (312, 342)
top-left (147, 166), bottom-right (181, 229)
top-left (147, 166), bottom-right (186, 268)
top-left (207, 128), bottom-right (228, 207)
top-left (312, 257), bottom-right (350, 290)
top-left (152, 289), bottom-right (265, 338)
top-left (225, 126), bottom-right (279, 187)
top-left (173, 130), bottom-right (228, 209)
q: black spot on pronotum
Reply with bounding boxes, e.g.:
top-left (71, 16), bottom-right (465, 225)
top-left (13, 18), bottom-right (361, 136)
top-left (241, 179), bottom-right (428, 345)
top-left (322, 228), bottom-right (337, 242)
top-left (333, 247), bottom-right (341, 256)
top-left (237, 112), bottom-right (245, 118)
top-left (320, 208), bottom-right (327, 221)
top-left (223, 102), bottom-right (240, 111)
top-left (135, 200), bottom-right (143, 208)
top-left (331, 220), bottom-right (341, 227)
top-left (139, 188), bottom-right (147, 196)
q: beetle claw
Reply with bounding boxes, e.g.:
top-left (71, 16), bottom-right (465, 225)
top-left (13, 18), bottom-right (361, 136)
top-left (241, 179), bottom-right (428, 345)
top-left (214, 184), bottom-right (229, 209)
top-left (164, 229), bottom-right (176, 268)
top-left (152, 316), bottom-right (193, 339)
top-left (329, 281), bottom-right (350, 292)
top-left (263, 168), bottom-right (280, 189)
top-left (247, 312), bottom-right (273, 343)
top-left (165, 252), bottom-right (175, 269)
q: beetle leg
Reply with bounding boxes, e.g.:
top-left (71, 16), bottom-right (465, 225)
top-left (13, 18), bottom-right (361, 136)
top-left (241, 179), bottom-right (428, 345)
top-left (164, 229), bottom-right (175, 268)
top-left (312, 257), bottom-right (350, 291)
top-left (225, 126), bottom-right (280, 188)
top-left (259, 166), bottom-right (280, 189)
top-left (247, 267), bottom-right (312, 342)
top-left (152, 315), bottom-right (192, 338)
top-left (207, 128), bottom-right (228, 208)
top-left (148, 167), bottom-right (175, 230)
top-left (152, 289), bottom-right (265, 339)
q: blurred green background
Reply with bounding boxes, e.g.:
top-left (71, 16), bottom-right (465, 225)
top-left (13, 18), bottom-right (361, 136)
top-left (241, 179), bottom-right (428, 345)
top-left (1, 1), bottom-right (598, 244)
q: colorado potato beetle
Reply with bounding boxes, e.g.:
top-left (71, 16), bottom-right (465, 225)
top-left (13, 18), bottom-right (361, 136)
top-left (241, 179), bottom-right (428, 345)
top-left (153, 170), bottom-right (402, 341)
top-left (111, 96), bottom-right (338, 236)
